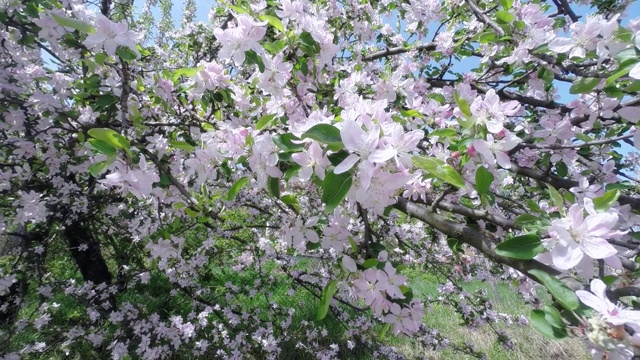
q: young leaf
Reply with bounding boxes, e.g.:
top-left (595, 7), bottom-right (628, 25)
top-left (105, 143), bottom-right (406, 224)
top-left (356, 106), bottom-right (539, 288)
top-left (244, 50), bottom-right (265, 72)
top-left (322, 171), bottom-right (352, 212)
top-left (362, 258), bottom-right (379, 269)
top-left (453, 91), bottom-right (472, 118)
top-left (258, 14), bottom-right (284, 32)
top-left (88, 128), bottom-right (130, 150)
top-left (88, 138), bottom-right (117, 156)
top-left (256, 114), bottom-right (277, 130)
top-left (301, 124), bottom-right (343, 147)
top-left (169, 140), bottom-right (196, 152)
top-left (317, 280), bottom-right (338, 320)
top-left (226, 177), bottom-right (249, 201)
top-left (267, 176), bottom-right (281, 199)
top-left (528, 269), bottom-right (579, 310)
top-left (592, 189), bottom-right (620, 211)
top-left (412, 156), bottom-right (465, 188)
top-left (475, 166), bottom-right (494, 195)
top-left (496, 234), bottom-right (544, 260)
top-left (50, 13), bottom-right (95, 34)
top-left (569, 77), bottom-right (600, 94)
top-left (530, 310), bottom-right (567, 339)
top-left (547, 185), bottom-right (565, 211)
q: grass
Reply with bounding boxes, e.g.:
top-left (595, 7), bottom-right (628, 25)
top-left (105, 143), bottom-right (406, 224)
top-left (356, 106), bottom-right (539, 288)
top-left (2, 251), bottom-right (591, 359)
top-left (379, 270), bottom-right (590, 360)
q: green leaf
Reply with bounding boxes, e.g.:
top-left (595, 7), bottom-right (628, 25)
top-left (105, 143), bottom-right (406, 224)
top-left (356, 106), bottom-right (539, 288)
top-left (528, 269), bottom-right (580, 310)
top-left (322, 171), bottom-right (352, 212)
top-left (116, 46), bottom-right (138, 61)
top-left (593, 189), bottom-right (620, 211)
top-left (547, 185), bottom-right (565, 211)
top-left (499, 0), bottom-right (514, 9)
top-left (94, 94), bottom-right (118, 109)
top-left (514, 213), bottom-right (539, 225)
top-left (412, 156), bottom-right (465, 188)
top-left (569, 77), bottom-right (600, 94)
top-left (245, 49), bottom-right (265, 72)
top-left (263, 40), bottom-right (286, 54)
top-left (281, 194), bottom-right (301, 213)
top-left (453, 91), bottom-right (472, 118)
top-left (256, 114), bottom-right (277, 130)
top-left (258, 14), bottom-right (284, 32)
top-left (50, 13), bottom-right (95, 33)
top-left (615, 48), bottom-right (638, 64)
top-left (88, 155), bottom-right (116, 177)
top-left (495, 234), bottom-right (544, 260)
top-left (88, 128), bottom-right (130, 150)
top-left (267, 176), bottom-right (280, 198)
top-left (169, 140), bottom-right (196, 152)
top-left (543, 305), bottom-right (566, 330)
top-left (299, 31), bottom-right (320, 55)
top-left (606, 59), bottom-right (639, 86)
top-left (273, 133), bottom-right (305, 151)
top-left (556, 161), bottom-right (568, 178)
top-left (495, 10), bottom-right (515, 23)
top-left (475, 166), bottom-right (494, 195)
top-left (478, 31), bottom-right (496, 44)
top-left (301, 124), bottom-right (343, 150)
top-left (447, 238), bottom-right (464, 253)
top-left (429, 128), bottom-right (457, 138)
top-left (317, 280), bottom-right (338, 320)
top-left (362, 259), bottom-right (379, 269)
top-left (228, 4), bottom-right (248, 13)
top-left (530, 310), bottom-right (567, 339)
top-left (400, 109), bottom-right (424, 118)
top-left (95, 52), bottom-right (108, 65)
top-left (88, 138), bottom-right (117, 156)
top-left (226, 177), bottom-right (249, 201)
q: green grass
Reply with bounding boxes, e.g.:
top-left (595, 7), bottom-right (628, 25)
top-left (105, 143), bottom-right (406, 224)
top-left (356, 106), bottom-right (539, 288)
top-left (379, 270), bottom-right (590, 360)
top-left (3, 252), bottom-right (590, 359)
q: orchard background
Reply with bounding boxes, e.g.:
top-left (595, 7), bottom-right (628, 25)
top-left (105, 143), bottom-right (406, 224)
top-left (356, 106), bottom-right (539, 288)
top-left (1, 0), bottom-right (640, 359)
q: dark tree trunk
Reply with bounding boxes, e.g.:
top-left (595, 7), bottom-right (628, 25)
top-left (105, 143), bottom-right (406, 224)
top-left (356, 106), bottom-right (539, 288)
top-left (0, 225), bottom-right (28, 326)
top-left (64, 220), bottom-right (114, 307)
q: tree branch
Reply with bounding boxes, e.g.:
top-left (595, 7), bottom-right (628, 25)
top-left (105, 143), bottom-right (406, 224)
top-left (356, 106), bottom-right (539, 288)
top-left (394, 198), bottom-right (565, 283)
top-left (363, 42), bottom-right (436, 61)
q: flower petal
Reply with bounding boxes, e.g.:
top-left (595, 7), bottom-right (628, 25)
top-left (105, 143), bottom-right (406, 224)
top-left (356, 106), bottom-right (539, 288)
top-left (334, 153), bottom-right (360, 174)
top-left (581, 237), bottom-right (617, 260)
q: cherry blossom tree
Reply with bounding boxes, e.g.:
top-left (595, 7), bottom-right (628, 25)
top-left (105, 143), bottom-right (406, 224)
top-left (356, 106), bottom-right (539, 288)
top-left (1, 0), bottom-right (640, 359)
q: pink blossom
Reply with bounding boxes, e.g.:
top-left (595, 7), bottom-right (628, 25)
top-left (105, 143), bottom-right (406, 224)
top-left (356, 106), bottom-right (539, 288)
top-left (213, 15), bottom-right (267, 65)
top-left (576, 279), bottom-right (640, 325)
top-left (545, 199), bottom-right (621, 270)
top-left (84, 14), bottom-right (141, 58)
top-left (291, 141), bottom-right (330, 181)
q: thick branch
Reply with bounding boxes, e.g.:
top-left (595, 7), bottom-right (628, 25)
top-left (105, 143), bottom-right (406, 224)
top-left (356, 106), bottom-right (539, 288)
top-left (420, 196), bottom-right (518, 230)
top-left (394, 198), bottom-right (563, 281)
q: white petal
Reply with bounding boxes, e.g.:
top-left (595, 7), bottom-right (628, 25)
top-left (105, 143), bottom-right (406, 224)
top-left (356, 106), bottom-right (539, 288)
top-left (576, 290), bottom-right (608, 315)
top-left (334, 153), bottom-right (360, 174)
top-left (629, 63), bottom-right (640, 80)
top-left (369, 147), bottom-right (397, 163)
top-left (617, 107), bottom-right (640, 124)
top-left (551, 244), bottom-right (583, 270)
top-left (342, 256), bottom-right (357, 273)
top-left (581, 237), bottom-right (617, 259)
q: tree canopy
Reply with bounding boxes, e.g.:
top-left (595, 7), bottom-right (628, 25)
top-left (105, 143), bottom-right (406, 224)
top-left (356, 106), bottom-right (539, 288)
top-left (1, 0), bottom-right (640, 359)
